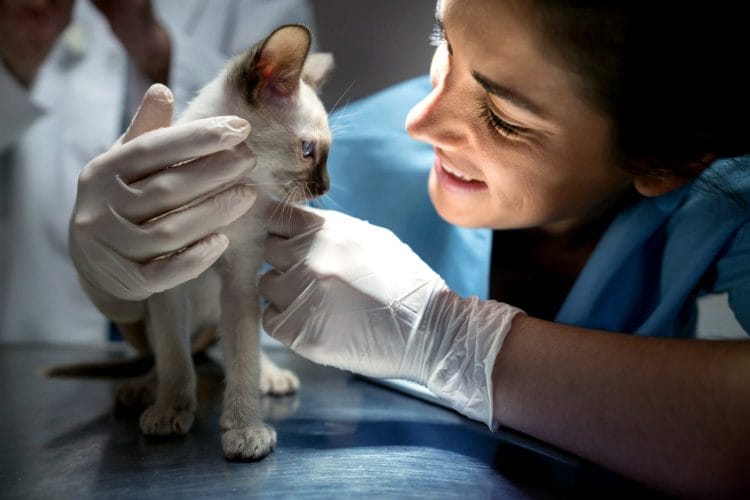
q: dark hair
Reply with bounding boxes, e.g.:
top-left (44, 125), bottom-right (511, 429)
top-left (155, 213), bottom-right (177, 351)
top-left (530, 1), bottom-right (749, 180)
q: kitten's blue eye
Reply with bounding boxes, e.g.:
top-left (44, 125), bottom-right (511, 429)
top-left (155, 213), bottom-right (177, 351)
top-left (301, 140), bottom-right (315, 159)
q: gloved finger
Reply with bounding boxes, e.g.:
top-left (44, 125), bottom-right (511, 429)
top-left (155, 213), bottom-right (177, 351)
top-left (121, 83), bottom-right (174, 144)
top-left (262, 299), bottom-right (312, 349)
top-left (261, 304), bottom-right (292, 346)
top-left (262, 288), bottom-right (335, 363)
top-left (139, 232), bottom-right (230, 293)
top-left (259, 267), bottom-right (313, 310)
top-left (96, 115), bottom-right (250, 184)
top-left (101, 184), bottom-right (256, 262)
top-left (113, 143), bottom-right (256, 224)
top-left (264, 201), bottom-right (324, 238)
top-left (263, 232), bottom-right (317, 271)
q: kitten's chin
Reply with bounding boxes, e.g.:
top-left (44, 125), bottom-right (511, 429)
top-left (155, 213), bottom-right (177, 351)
top-left (273, 183), bottom-right (326, 203)
top-left (266, 191), bottom-right (311, 205)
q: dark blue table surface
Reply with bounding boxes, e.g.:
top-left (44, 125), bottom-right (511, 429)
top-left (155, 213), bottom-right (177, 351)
top-left (0, 343), bottom-right (666, 499)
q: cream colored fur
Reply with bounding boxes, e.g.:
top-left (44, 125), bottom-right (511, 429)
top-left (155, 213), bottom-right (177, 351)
top-left (130, 25), bottom-right (332, 461)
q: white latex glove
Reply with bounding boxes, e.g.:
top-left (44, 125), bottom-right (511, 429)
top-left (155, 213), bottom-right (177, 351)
top-left (260, 204), bottom-right (524, 428)
top-left (69, 83), bottom-right (257, 322)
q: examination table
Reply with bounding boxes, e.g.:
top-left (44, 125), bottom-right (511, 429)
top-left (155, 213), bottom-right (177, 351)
top-left (0, 343), bottom-right (667, 498)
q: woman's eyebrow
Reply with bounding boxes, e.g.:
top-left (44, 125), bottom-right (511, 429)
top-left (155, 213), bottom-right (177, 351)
top-left (472, 70), bottom-right (548, 119)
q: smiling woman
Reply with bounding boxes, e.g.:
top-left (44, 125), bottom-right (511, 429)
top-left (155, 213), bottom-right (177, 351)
top-left (408, 3), bottom-right (635, 234)
top-left (256, 0), bottom-right (750, 496)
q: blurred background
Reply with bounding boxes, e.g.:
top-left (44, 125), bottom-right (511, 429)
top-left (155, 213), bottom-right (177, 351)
top-left (311, 0), bottom-right (435, 111)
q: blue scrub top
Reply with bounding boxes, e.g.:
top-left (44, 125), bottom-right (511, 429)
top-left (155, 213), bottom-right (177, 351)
top-left (318, 76), bottom-right (750, 338)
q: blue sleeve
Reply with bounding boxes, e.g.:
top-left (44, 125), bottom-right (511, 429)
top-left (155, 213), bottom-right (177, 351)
top-left (713, 222), bottom-right (750, 332)
top-left (316, 76), bottom-right (492, 299)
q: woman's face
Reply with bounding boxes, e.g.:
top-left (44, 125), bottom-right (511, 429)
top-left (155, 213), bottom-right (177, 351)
top-left (406, 0), bottom-right (634, 231)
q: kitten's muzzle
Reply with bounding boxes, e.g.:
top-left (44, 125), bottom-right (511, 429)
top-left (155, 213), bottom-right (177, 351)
top-left (310, 162), bottom-right (329, 197)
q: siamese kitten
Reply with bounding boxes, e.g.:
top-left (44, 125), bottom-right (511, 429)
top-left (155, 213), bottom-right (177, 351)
top-left (123, 25), bottom-right (332, 460)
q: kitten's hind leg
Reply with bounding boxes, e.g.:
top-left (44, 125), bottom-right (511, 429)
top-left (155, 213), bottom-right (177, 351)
top-left (114, 368), bottom-right (157, 412)
top-left (139, 289), bottom-right (197, 436)
top-left (219, 275), bottom-right (276, 461)
top-left (260, 349), bottom-right (299, 396)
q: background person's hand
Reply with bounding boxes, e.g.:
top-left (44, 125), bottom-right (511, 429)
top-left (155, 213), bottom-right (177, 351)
top-left (0, 0), bottom-right (74, 87)
top-left (260, 205), bottom-right (524, 427)
top-left (69, 83), bottom-right (257, 322)
top-left (91, 0), bottom-right (170, 83)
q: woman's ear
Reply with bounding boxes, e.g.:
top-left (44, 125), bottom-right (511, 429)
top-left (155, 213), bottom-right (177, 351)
top-left (633, 154), bottom-right (715, 197)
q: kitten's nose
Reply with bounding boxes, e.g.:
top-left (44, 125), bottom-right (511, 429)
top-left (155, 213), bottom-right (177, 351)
top-left (311, 162), bottom-right (329, 196)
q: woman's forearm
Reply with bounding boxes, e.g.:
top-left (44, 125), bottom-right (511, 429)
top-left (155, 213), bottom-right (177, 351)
top-left (492, 315), bottom-right (750, 498)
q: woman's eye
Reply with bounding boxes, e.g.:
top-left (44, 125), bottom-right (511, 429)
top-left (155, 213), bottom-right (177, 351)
top-left (478, 101), bottom-right (530, 139)
top-left (301, 140), bottom-right (315, 158)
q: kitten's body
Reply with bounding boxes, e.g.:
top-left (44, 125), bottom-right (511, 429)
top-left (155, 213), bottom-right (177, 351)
top-left (111, 25), bottom-right (332, 460)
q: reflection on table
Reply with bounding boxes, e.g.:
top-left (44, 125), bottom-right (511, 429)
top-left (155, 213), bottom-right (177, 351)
top-left (0, 343), bottom-right (666, 498)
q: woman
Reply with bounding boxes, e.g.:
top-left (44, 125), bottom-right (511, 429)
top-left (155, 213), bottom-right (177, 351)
top-left (261, 1), bottom-right (750, 496)
top-left (71, 0), bottom-right (749, 496)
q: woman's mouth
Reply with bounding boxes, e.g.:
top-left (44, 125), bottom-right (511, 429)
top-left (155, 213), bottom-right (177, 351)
top-left (434, 157), bottom-right (487, 192)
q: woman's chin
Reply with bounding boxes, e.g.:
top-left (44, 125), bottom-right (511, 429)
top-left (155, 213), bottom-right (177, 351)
top-left (428, 172), bottom-right (488, 228)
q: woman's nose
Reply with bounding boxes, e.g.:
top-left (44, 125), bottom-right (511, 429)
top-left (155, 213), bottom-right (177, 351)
top-left (405, 50), bottom-right (470, 151)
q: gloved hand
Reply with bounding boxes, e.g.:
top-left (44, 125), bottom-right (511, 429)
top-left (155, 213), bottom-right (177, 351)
top-left (260, 204), bottom-right (524, 428)
top-left (69, 83), bottom-right (258, 322)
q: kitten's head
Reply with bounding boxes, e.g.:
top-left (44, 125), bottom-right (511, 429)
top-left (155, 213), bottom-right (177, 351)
top-left (225, 24), bottom-right (334, 202)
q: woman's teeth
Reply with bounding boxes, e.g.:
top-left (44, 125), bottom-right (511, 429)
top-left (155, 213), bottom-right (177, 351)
top-left (442, 161), bottom-right (480, 182)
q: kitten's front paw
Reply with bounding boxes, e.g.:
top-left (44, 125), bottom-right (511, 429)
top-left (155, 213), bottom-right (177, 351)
top-left (140, 403), bottom-right (195, 436)
top-left (221, 424), bottom-right (277, 461)
top-left (260, 365), bottom-right (299, 396)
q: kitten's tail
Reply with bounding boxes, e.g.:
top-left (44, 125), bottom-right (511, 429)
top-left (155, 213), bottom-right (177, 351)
top-left (44, 355), bottom-right (156, 378)
top-left (44, 351), bottom-right (213, 379)
top-left (44, 326), bottom-right (218, 379)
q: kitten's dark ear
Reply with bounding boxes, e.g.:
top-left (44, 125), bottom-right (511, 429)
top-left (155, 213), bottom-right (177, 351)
top-left (255, 24), bottom-right (312, 96)
top-left (302, 53), bottom-right (334, 92)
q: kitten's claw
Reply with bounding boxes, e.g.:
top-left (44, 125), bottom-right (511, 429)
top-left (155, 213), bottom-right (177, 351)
top-left (222, 424), bottom-right (277, 461)
top-left (260, 366), bottom-right (299, 396)
top-left (140, 403), bottom-right (195, 436)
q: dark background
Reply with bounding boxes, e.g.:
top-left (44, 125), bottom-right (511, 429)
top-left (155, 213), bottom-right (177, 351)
top-left (312, 0), bottom-right (436, 110)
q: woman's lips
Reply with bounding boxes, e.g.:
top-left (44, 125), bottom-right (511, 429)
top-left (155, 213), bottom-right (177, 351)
top-left (433, 156), bottom-right (487, 192)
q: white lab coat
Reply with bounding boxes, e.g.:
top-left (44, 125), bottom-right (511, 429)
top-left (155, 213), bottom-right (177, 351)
top-left (0, 0), bottom-right (316, 344)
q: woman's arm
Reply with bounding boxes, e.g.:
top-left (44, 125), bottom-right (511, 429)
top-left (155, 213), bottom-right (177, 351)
top-left (494, 315), bottom-right (750, 498)
top-left (260, 203), bottom-right (750, 498)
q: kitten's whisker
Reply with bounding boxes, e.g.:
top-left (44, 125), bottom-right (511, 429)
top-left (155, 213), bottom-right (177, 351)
top-left (327, 182), bottom-right (353, 199)
top-left (241, 182), bottom-right (283, 187)
top-left (269, 199), bottom-right (287, 228)
top-left (284, 189), bottom-right (301, 235)
top-left (329, 80), bottom-right (356, 115)
top-left (316, 193), bottom-right (345, 212)
top-left (329, 116), bottom-right (361, 134)
top-left (329, 109), bottom-right (361, 121)
top-left (303, 182), bottom-right (315, 202)
top-left (275, 189), bottom-right (293, 236)
top-left (330, 125), bottom-right (355, 135)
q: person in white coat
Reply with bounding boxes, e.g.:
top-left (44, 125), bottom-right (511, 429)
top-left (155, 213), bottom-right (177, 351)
top-left (0, 0), bottom-right (316, 344)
